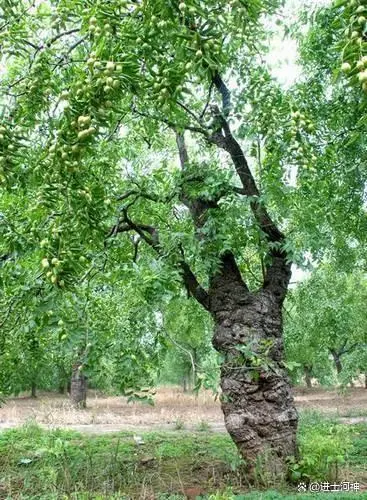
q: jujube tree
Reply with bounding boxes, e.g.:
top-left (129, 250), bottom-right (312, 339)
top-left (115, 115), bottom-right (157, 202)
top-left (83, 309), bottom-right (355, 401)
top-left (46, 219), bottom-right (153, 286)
top-left (1, 0), bottom-right (366, 475)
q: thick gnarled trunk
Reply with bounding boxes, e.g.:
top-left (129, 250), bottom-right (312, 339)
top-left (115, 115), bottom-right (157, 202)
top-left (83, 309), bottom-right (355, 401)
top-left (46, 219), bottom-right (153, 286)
top-left (209, 255), bottom-right (298, 475)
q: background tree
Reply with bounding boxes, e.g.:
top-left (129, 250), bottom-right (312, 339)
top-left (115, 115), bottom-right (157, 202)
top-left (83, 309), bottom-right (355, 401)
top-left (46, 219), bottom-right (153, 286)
top-left (159, 296), bottom-right (213, 392)
top-left (0, 262), bottom-right (163, 406)
top-left (285, 265), bottom-right (367, 387)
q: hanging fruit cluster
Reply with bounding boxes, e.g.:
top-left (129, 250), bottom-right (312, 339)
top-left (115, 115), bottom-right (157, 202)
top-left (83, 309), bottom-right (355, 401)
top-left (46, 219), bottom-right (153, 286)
top-left (341, 53), bottom-right (367, 90)
top-left (338, 1), bottom-right (367, 92)
top-left (287, 111), bottom-right (317, 171)
top-left (0, 122), bottom-right (24, 184)
top-left (26, 56), bottom-right (54, 110)
top-left (41, 255), bottom-right (65, 287)
top-left (45, 56), bottom-right (124, 171)
top-left (39, 233), bottom-right (91, 289)
top-left (91, 59), bottom-right (122, 94)
top-left (289, 110), bottom-right (315, 137)
top-left (88, 16), bottom-right (114, 38)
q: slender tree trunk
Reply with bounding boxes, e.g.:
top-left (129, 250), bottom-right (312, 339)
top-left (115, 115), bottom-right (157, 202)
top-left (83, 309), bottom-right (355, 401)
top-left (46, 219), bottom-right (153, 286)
top-left (58, 383), bottom-right (67, 394)
top-left (70, 362), bottom-right (87, 408)
top-left (365, 372), bottom-right (367, 389)
top-left (209, 255), bottom-right (298, 475)
top-left (191, 348), bottom-right (198, 390)
top-left (304, 365), bottom-right (312, 389)
top-left (335, 357), bottom-right (342, 375)
top-left (31, 382), bottom-right (37, 399)
top-left (330, 349), bottom-right (343, 375)
top-left (182, 374), bottom-right (189, 393)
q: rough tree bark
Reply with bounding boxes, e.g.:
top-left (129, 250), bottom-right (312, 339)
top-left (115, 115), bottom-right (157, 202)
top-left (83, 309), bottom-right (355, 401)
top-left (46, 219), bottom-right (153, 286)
top-left (70, 362), bottom-right (87, 408)
top-left (207, 252), bottom-right (298, 474)
top-left (203, 75), bottom-right (297, 473)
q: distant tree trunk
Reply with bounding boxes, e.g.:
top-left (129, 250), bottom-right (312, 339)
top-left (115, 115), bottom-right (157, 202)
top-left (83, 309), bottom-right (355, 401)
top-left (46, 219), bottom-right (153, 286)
top-left (304, 365), bottom-right (312, 388)
top-left (182, 375), bottom-right (187, 392)
top-left (31, 382), bottom-right (37, 398)
top-left (182, 365), bottom-right (191, 392)
top-left (365, 372), bottom-right (367, 389)
top-left (70, 362), bottom-right (87, 408)
top-left (191, 348), bottom-right (198, 390)
top-left (58, 383), bottom-right (67, 394)
top-left (330, 349), bottom-right (343, 375)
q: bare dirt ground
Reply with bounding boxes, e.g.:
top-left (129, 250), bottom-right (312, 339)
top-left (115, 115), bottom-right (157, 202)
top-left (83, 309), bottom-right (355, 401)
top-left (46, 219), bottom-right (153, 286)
top-left (0, 386), bottom-right (366, 434)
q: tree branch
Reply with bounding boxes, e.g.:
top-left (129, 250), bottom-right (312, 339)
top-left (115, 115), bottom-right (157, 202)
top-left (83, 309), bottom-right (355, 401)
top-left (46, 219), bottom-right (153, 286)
top-left (108, 205), bottom-right (210, 310)
top-left (53, 36), bottom-right (88, 70)
top-left (178, 245), bottom-right (210, 310)
top-left (133, 106), bottom-right (208, 136)
top-left (200, 80), bottom-right (214, 119)
top-left (212, 71), bottom-right (231, 117)
top-left (47, 28), bottom-right (80, 47)
top-left (175, 131), bottom-right (220, 227)
top-left (209, 74), bottom-right (292, 296)
top-left (176, 132), bottom-right (247, 293)
top-left (210, 119), bottom-right (284, 243)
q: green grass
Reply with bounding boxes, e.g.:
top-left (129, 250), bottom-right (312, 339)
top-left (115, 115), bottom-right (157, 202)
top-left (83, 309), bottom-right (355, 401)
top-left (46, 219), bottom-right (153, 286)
top-left (196, 420), bottom-right (211, 432)
top-left (0, 421), bottom-right (245, 498)
top-left (0, 417), bottom-right (365, 499)
top-left (346, 424), bottom-right (367, 464)
top-left (207, 494), bottom-right (365, 500)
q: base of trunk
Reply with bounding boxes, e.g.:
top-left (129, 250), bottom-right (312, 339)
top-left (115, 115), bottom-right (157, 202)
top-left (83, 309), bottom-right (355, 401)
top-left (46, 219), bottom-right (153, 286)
top-left (220, 366), bottom-right (298, 478)
top-left (212, 290), bottom-right (298, 479)
top-left (31, 383), bottom-right (37, 399)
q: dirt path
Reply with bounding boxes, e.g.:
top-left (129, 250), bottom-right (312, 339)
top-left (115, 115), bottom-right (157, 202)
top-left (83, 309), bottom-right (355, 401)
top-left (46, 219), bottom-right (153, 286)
top-left (0, 417), bottom-right (366, 436)
top-left (0, 386), bottom-right (366, 435)
top-left (0, 421), bottom-right (226, 434)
